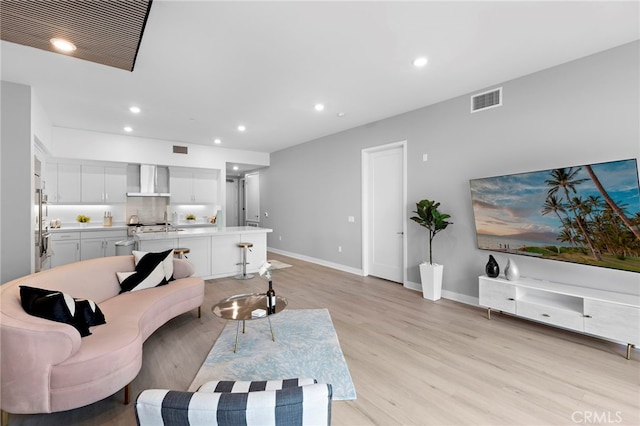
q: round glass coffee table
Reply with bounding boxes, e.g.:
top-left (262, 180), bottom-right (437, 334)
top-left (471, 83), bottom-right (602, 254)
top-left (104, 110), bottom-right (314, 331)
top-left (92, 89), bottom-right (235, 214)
top-left (212, 293), bottom-right (288, 353)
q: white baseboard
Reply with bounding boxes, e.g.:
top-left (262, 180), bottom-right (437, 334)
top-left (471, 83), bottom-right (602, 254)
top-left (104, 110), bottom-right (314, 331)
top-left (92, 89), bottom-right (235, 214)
top-left (268, 249), bottom-right (480, 307)
top-left (405, 280), bottom-right (479, 306)
top-left (404, 280), bottom-right (422, 292)
top-left (267, 247), bottom-right (364, 276)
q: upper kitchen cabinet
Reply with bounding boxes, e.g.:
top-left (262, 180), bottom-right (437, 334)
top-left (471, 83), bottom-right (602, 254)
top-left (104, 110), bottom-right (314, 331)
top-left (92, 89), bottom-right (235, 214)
top-left (170, 167), bottom-right (218, 204)
top-left (44, 162), bottom-right (81, 203)
top-left (81, 165), bottom-right (127, 203)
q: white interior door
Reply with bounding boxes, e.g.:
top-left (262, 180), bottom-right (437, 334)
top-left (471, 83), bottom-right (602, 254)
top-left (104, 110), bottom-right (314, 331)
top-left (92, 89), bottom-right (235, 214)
top-left (226, 179), bottom-right (239, 226)
top-left (364, 143), bottom-right (405, 283)
top-left (245, 172), bottom-right (260, 223)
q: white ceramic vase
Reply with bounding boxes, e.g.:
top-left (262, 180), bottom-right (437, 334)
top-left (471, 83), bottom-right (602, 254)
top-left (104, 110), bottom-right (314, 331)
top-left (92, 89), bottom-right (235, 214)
top-left (419, 263), bottom-right (443, 301)
top-left (505, 257), bottom-right (520, 281)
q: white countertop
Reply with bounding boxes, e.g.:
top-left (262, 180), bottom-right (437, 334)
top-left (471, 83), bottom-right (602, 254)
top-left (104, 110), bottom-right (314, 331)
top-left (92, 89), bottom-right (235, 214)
top-left (133, 226), bottom-right (272, 241)
top-left (49, 224), bottom-right (128, 232)
top-left (48, 222), bottom-right (218, 233)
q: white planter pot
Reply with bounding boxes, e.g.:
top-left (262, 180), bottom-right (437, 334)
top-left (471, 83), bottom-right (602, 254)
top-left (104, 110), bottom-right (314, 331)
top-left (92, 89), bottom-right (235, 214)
top-left (419, 262), bottom-right (443, 301)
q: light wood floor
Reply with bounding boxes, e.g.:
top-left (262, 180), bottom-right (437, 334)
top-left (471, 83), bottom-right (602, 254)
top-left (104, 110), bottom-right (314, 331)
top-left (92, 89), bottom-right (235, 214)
top-left (7, 253), bottom-right (639, 425)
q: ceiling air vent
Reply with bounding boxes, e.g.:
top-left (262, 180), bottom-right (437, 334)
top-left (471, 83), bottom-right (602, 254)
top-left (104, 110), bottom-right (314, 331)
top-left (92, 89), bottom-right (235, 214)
top-left (471, 87), bottom-right (502, 113)
top-left (173, 145), bottom-right (188, 154)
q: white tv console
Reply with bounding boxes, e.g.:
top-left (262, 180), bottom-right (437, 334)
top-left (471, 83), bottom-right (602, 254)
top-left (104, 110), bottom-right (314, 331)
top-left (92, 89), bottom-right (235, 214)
top-left (478, 275), bottom-right (640, 359)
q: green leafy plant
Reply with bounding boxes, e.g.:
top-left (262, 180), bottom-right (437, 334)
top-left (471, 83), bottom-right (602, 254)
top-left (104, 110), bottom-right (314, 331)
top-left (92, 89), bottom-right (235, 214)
top-left (410, 199), bottom-right (453, 265)
top-left (76, 214), bottom-right (90, 223)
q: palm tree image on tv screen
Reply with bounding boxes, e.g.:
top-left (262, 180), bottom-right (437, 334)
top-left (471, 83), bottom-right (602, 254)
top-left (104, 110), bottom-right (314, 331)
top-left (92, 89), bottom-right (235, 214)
top-left (470, 158), bottom-right (640, 273)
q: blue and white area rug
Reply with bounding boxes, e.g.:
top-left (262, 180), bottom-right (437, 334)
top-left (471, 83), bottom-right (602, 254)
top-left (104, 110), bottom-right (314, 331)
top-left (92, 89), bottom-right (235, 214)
top-left (189, 309), bottom-right (356, 400)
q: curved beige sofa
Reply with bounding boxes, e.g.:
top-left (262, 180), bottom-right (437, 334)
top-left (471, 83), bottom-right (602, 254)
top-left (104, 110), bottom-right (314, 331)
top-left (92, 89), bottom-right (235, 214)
top-left (0, 255), bottom-right (204, 416)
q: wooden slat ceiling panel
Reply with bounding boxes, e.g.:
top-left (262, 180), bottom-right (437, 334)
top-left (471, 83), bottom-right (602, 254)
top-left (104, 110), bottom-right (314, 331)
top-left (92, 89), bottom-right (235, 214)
top-left (1, 0), bottom-right (152, 71)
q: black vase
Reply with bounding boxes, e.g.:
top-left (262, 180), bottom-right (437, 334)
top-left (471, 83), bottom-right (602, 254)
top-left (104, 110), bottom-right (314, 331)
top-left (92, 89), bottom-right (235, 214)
top-left (485, 255), bottom-right (499, 278)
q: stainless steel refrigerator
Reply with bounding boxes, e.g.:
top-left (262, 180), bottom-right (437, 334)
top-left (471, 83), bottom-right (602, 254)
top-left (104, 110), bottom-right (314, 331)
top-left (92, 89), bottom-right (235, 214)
top-left (34, 156), bottom-right (50, 272)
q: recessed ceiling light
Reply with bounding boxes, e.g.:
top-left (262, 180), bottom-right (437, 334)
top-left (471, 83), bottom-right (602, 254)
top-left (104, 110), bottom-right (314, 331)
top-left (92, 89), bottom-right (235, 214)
top-left (50, 38), bottom-right (76, 52)
top-left (336, 112), bottom-right (345, 118)
top-left (233, 165), bottom-right (239, 171)
top-left (237, 125), bottom-right (246, 132)
top-left (314, 103), bottom-right (325, 112)
top-left (129, 106), bottom-right (141, 114)
top-left (124, 126), bottom-right (133, 132)
top-left (214, 138), bottom-right (222, 144)
top-left (413, 56), bottom-right (428, 68)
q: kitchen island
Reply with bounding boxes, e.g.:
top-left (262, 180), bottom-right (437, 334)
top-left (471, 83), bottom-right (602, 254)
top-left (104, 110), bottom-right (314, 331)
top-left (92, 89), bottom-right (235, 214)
top-left (134, 226), bottom-right (272, 278)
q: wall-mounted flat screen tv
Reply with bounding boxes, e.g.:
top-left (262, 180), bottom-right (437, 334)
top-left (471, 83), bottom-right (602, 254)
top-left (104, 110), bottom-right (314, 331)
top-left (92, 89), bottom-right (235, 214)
top-left (469, 158), bottom-right (640, 273)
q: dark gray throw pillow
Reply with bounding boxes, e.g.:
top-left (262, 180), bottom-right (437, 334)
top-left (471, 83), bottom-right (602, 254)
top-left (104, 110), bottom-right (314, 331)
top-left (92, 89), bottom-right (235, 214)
top-left (19, 286), bottom-right (105, 337)
top-left (74, 298), bottom-right (106, 327)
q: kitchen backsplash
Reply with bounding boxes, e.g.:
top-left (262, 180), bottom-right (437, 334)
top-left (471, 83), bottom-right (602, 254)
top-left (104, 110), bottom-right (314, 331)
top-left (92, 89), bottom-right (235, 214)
top-left (126, 197), bottom-right (169, 224)
top-left (47, 204), bottom-right (127, 227)
top-left (47, 200), bottom-right (220, 227)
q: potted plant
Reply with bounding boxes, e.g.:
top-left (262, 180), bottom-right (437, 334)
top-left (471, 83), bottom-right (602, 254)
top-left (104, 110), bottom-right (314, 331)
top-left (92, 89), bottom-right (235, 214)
top-left (77, 215), bottom-right (90, 227)
top-left (410, 199), bottom-right (453, 301)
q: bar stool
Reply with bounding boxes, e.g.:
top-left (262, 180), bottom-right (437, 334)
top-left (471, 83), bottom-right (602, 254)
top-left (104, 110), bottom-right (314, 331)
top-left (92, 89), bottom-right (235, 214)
top-left (235, 242), bottom-right (254, 280)
top-left (174, 248), bottom-right (190, 259)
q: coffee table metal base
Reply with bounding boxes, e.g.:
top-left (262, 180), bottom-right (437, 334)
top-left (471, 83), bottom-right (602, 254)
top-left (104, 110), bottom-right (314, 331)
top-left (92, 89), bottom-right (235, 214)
top-left (234, 316), bottom-right (275, 353)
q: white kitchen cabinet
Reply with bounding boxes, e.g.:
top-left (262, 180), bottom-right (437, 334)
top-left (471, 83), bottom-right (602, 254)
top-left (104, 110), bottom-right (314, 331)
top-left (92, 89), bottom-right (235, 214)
top-left (45, 162), bottom-right (81, 203)
top-left (49, 232), bottom-right (81, 267)
top-left (244, 233), bottom-right (267, 273)
top-left (80, 239), bottom-right (105, 261)
top-left (208, 233), bottom-right (266, 277)
top-left (170, 167), bottom-right (218, 204)
top-left (479, 275), bottom-right (640, 358)
top-left (137, 238), bottom-right (178, 253)
top-left (244, 172), bottom-right (260, 223)
top-left (179, 236), bottom-right (211, 277)
top-left (80, 230), bottom-right (128, 260)
top-left (211, 235), bottom-right (241, 276)
top-left (81, 165), bottom-right (127, 203)
top-left (192, 171), bottom-right (217, 203)
top-left (170, 169), bottom-right (193, 203)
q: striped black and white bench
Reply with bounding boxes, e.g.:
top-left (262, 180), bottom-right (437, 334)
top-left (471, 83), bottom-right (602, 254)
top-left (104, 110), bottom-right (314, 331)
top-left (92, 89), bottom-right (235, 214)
top-left (135, 378), bottom-right (332, 426)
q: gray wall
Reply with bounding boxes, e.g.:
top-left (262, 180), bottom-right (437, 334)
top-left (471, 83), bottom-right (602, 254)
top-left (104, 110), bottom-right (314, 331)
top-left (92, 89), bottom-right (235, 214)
top-left (261, 41), bottom-right (640, 299)
top-left (1, 82), bottom-right (33, 283)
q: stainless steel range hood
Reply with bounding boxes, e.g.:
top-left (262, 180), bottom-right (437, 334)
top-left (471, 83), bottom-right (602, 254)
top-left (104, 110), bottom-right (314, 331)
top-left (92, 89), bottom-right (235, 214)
top-left (126, 164), bottom-right (171, 197)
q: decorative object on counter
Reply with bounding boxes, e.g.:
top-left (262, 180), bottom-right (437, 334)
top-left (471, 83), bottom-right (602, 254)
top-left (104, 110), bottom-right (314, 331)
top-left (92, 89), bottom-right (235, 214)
top-left (103, 211), bottom-right (113, 227)
top-left (186, 214), bottom-right (196, 222)
top-left (410, 199), bottom-right (453, 301)
top-left (209, 214), bottom-right (217, 224)
top-left (504, 257), bottom-right (520, 281)
top-left (77, 215), bottom-right (90, 224)
top-left (259, 261), bottom-right (275, 314)
top-left (216, 209), bottom-right (224, 228)
top-left (485, 254), bottom-right (500, 278)
top-left (50, 218), bottom-right (62, 228)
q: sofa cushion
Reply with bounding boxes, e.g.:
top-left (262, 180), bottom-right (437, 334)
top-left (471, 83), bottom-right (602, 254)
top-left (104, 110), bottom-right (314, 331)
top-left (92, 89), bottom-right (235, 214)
top-left (20, 286), bottom-right (91, 337)
top-left (118, 249), bottom-right (173, 293)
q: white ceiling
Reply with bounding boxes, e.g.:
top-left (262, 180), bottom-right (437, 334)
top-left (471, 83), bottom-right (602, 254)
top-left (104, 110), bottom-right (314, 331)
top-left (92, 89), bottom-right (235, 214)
top-left (2, 1), bottom-right (639, 158)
